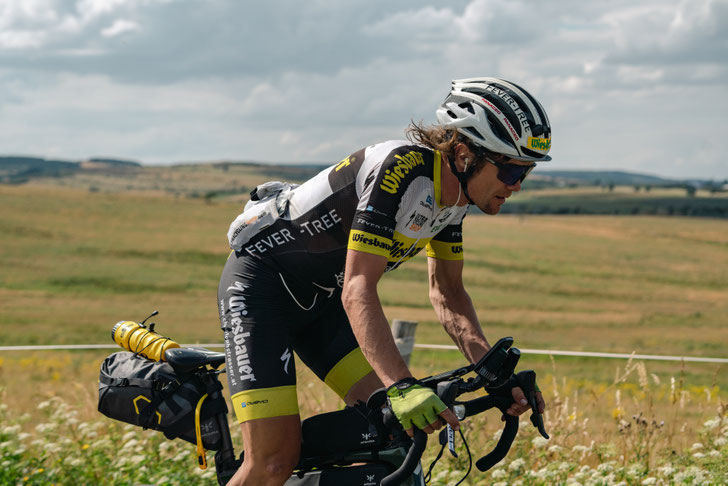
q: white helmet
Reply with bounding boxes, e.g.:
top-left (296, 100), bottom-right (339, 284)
top-left (436, 77), bottom-right (552, 161)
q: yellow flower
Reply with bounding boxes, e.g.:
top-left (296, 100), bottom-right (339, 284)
top-left (36, 468), bottom-right (44, 474)
top-left (611, 407), bottom-right (624, 419)
top-left (82, 444), bottom-right (90, 450)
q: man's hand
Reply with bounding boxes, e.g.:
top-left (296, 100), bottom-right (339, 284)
top-left (503, 386), bottom-right (546, 421)
top-left (387, 380), bottom-right (460, 437)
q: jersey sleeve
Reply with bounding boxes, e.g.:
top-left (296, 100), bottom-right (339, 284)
top-left (426, 220), bottom-right (464, 260)
top-left (347, 146), bottom-right (430, 258)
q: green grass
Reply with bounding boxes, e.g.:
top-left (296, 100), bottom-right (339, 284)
top-left (2, 183), bottom-right (728, 484)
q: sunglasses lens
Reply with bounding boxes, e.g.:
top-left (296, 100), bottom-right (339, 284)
top-left (497, 163), bottom-right (535, 185)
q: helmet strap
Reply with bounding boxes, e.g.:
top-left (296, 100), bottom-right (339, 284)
top-left (448, 157), bottom-right (476, 206)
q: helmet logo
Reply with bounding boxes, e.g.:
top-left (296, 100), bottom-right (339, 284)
top-left (527, 137), bottom-right (551, 152)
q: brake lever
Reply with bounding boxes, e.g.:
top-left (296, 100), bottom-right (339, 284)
top-left (516, 370), bottom-right (549, 439)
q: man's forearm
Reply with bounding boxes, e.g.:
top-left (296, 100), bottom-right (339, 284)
top-left (430, 286), bottom-right (490, 364)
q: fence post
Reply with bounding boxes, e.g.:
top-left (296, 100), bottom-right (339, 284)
top-left (391, 319), bottom-right (418, 366)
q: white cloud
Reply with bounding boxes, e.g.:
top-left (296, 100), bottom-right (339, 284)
top-left (101, 19), bottom-right (139, 37)
top-left (0, 0), bottom-right (726, 178)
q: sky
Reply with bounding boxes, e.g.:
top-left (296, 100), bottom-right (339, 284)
top-left (1, 0), bottom-right (727, 179)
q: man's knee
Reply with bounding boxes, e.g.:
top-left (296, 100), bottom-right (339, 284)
top-left (242, 446), bottom-right (300, 484)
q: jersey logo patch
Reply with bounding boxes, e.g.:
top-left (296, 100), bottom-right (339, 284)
top-left (379, 151), bottom-right (425, 194)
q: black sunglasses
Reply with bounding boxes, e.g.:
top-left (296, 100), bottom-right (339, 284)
top-left (483, 156), bottom-right (536, 185)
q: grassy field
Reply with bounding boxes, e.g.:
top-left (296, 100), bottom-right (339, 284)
top-left (1, 183), bottom-right (727, 484)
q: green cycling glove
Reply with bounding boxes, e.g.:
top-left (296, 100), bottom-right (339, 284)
top-left (387, 378), bottom-right (448, 431)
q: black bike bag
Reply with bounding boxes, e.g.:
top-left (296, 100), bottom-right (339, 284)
top-left (98, 351), bottom-right (227, 450)
top-left (285, 463), bottom-right (391, 486)
top-left (300, 406), bottom-right (382, 457)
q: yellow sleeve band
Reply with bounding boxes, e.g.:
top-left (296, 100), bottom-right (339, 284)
top-left (347, 230), bottom-right (392, 258)
top-left (324, 348), bottom-right (374, 400)
top-left (426, 240), bottom-right (464, 260)
top-left (231, 385), bottom-right (299, 423)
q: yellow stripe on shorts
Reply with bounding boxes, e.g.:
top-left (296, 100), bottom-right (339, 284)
top-left (324, 348), bottom-right (374, 400)
top-left (231, 385), bottom-right (299, 423)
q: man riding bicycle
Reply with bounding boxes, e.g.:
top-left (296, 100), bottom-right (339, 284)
top-left (218, 77), bottom-right (550, 486)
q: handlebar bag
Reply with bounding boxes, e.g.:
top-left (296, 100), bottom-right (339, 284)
top-left (98, 351), bottom-right (227, 450)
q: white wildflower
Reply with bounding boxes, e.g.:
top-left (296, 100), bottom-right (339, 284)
top-left (690, 442), bottom-right (703, 451)
top-left (491, 469), bottom-right (506, 479)
top-left (715, 437), bottom-right (727, 446)
top-left (708, 450), bottom-right (720, 457)
top-left (492, 429), bottom-right (503, 441)
top-left (692, 452), bottom-right (705, 458)
top-left (558, 461), bottom-right (571, 472)
top-left (123, 439), bottom-right (139, 450)
top-left (597, 462), bottom-right (614, 474)
top-left (130, 454), bottom-right (146, 465)
top-left (532, 436), bottom-right (549, 448)
top-left (1, 425), bottom-right (21, 435)
top-left (43, 442), bottom-right (61, 454)
top-left (122, 431), bottom-right (137, 442)
top-left (641, 479), bottom-right (656, 486)
top-left (37, 400), bottom-right (52, 410)
top-left (64, 456), bottom-right (84, 467)
top-left (35, 422), bottom-right (57, 433)
top-left (657, 464), bottom-right (674, 477)
top-left (0, 441), bottom-right (11, 449)
top-left (548, 444), bottom-right (563, 453)
top-left (17, 433), bottom-right (30, 441)
top-left (492, 482), bottom-right (509, 486)
top-left (508, 458), bottom-right (526, 471)
top-left (704, 418), bottom-right (721, 429)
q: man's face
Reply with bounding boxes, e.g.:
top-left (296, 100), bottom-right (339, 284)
top-left (467, 159), bottom-right (533, 215)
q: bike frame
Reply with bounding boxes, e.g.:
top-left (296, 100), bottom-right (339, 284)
top-left (159, 337), bottom-right (547, 486)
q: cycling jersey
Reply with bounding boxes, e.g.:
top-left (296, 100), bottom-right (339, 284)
top-left (219, 140), bottom-right (469, 423)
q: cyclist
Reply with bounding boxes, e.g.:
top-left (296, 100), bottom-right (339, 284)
top-left (218, 77), bottom-right (550, 485)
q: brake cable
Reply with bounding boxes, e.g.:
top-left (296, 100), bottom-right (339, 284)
top-left (423, 426), bottom-right (472, 485)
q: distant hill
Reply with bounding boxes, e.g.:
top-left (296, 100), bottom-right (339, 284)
top-left (0, 156), bottom-right (140, 184)
top-left (535, 170), bottom-right (672, 186)
top-left (0, 156), bottom-right (79, 183)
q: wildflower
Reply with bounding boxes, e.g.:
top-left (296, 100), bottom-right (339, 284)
top-left (0, 441), bottom-right (11, 449)
top-left (491, 469), bottom-right (506, 479)
top-left (692, 452), bottom-right (705, 458)
top-left (690, 442), bottom-right (703, 451)
top-left (1, 425), bottom-right (21, 434)
top-left (82, 444), bottom-right (90, 450)
top-left (704, 418), bottom-right (721, 430)
top-left (547, 444), bottom-right (562, 453)
top-left (597, 462), bottom-right (614, 474)
top-left (508, 458), bottom-right (526, 471)
top-left (18, 432), bottom-right (30, 441)
top-left (715, 437), bottom-right (726, 446)
top-left (122, 439), bottom-right (139, 450)
top-left (35, 423), bottom-right (57, 433)
top-left (641, 478), bottom-right (657, 485)
top-left (37, 401), bottom-right (52, 410)
top-left (708, 450), bottom-right (720, 457)
top-left (122, 431), bottom-right (136, 442)
top-left (43, 443), bottom-right (61, 454)
top-left (130, 454), bottom-right (146, 465)
top-left (532, 436), bottom-right (548, 448)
